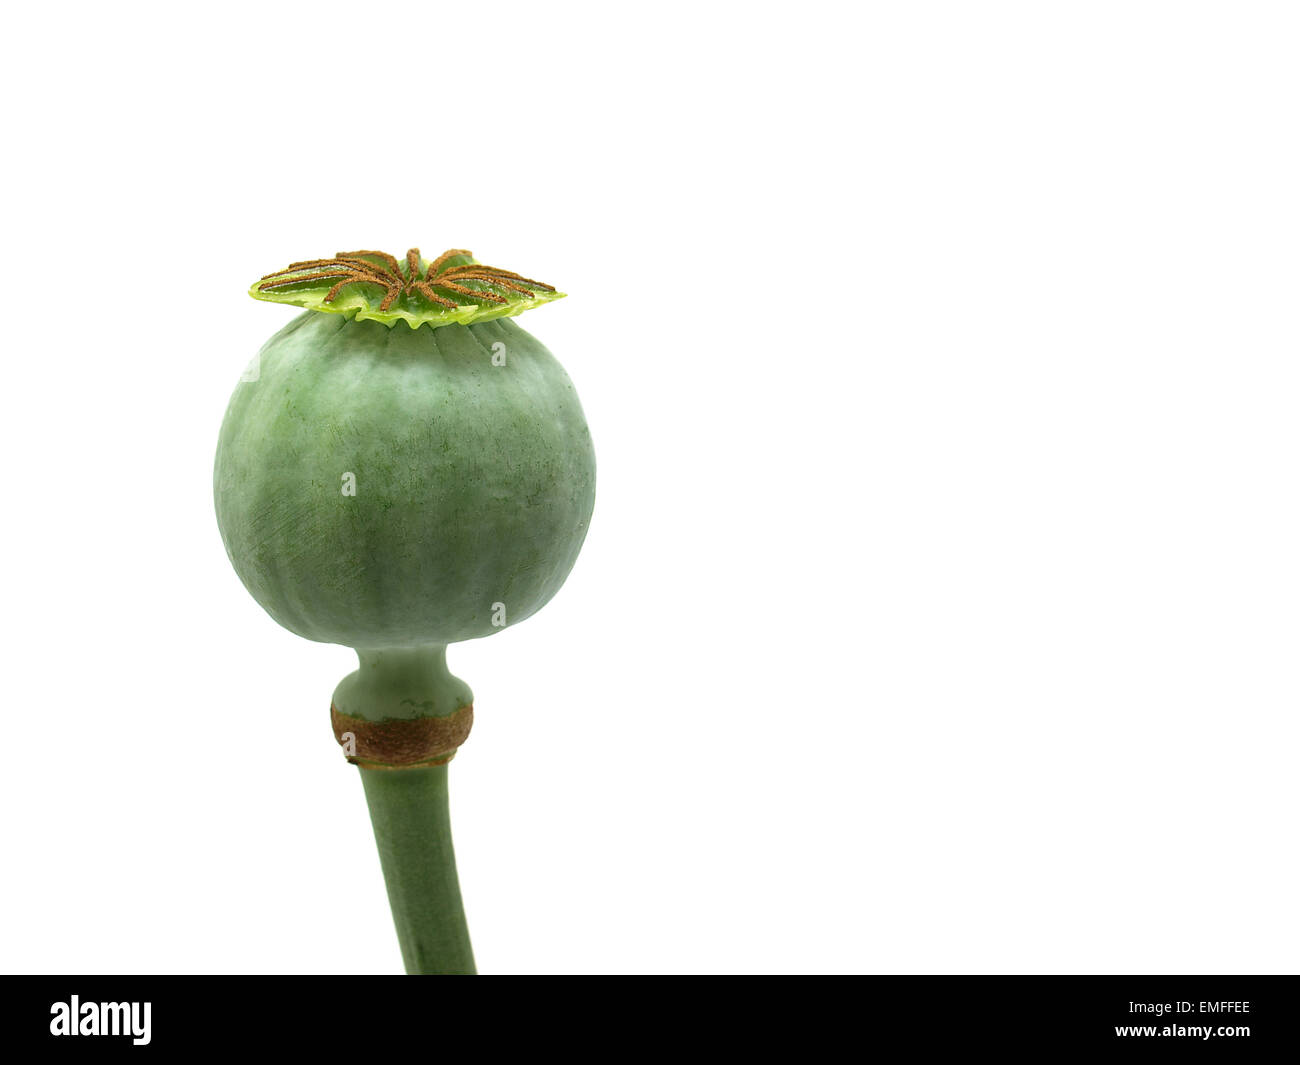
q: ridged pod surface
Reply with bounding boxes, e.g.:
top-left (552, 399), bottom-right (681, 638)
top-left (214, 311), bottom-right (596, 649)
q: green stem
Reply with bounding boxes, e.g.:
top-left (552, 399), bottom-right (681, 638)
top-left (359, 765), bottom-right (475, 975)
top-left (335, 646), bottom-right (476, 975)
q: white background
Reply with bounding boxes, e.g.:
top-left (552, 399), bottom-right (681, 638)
top-left (1, 2), bottom-right (1296, 975)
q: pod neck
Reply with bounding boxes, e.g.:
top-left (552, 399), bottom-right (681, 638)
top-left (332, 645), bottom-right (473, 722)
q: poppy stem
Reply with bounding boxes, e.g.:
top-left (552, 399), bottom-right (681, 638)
top-left (359, 765), bottom-right (475, 975)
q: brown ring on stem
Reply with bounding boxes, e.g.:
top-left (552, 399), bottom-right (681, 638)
top-left (331, 703), bottom-right (474, 770)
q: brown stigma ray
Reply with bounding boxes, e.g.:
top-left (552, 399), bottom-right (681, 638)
top-left (257, 247), bottom-right (557, 314)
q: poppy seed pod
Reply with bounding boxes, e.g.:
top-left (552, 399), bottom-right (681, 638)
top-left (214, 248), bottom-right (596, 973)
